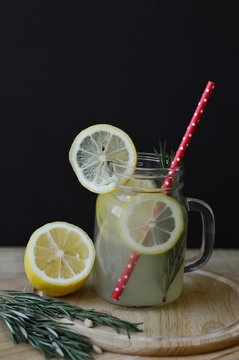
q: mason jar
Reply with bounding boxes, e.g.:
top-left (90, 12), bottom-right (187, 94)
top-left (93, 153), bottom-right (215, 307)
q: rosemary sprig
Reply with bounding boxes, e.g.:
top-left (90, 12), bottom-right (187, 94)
top-left (1, 312), bottom-right (93, 359)
top-left (153, 141), bottom-right (186, 303)
top-left (0, 290), bottom-right (142, 359)
top-left (153, 140), bottom-right (175, 167)
top-left (162, 236), bottom-right (186, 303)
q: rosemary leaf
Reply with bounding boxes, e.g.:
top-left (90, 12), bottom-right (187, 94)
top-left (153, 141), bottom-right (186, 303)
top-left (154, 141), bottom-right (175, 168)
top-left (0, 290), bottom-right (143, 360)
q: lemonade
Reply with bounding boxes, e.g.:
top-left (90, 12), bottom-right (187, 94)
top-left (68, 125), bottom-right (215, 307)
top-left (92, 153), bottom-right (189, 307)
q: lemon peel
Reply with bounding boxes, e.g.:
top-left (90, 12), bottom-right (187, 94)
top-left (69, 124), bottom-right (137, 194)
top-left (24, 222), bottom-right (95, 296)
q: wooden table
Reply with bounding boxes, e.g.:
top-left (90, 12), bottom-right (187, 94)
top-left (0, 247), bottom-right (239, 360)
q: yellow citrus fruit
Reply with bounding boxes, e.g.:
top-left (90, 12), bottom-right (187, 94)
top-left (119, 193), bottom-right (184, 255)
top-left (24, 222), bottom-right (95, 296)
top-left (96, 192), bottom-right (128, 240)
top-left (95, 179), bottom-right (157, 242)
top-left (69, 124), bottom-right (137, 194)
top-left (124, 178), bottom-right (157, 191)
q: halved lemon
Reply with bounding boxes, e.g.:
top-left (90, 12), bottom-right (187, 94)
top-left (69, 124), bottom-right (137, 194)
top-left (24, 222), bottom-right (95, 296)
top-left (119, 193), bottom-right (184, 255)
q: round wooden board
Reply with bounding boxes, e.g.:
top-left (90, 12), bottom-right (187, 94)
top-left (1, 270), bottom-right (239, 357)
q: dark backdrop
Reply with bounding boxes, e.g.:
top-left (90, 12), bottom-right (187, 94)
top-left (0, 1), bottom-right (238, 247)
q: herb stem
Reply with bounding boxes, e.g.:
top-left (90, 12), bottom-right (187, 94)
top-left (0, 290), bottom-right (142, 360)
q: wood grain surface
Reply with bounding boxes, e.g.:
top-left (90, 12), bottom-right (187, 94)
top-left (1, 271), bottom-right (239, 359)
top-left (1, 248), bottom-right (239, 360)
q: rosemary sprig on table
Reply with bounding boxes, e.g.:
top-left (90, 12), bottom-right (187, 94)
top-left (0, 290), bottom-right (142, 360)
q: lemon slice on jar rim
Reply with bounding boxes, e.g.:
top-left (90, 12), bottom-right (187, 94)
top-left (69, 124), bottom-right (137, 194)
top-left (119, 193), bottom-right (184, 255)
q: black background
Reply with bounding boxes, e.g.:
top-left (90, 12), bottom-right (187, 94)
top-left (0, 1), bottom-right (238, 247)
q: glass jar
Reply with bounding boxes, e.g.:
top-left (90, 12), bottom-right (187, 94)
top-left (93, 153), bottom-right (215, 307)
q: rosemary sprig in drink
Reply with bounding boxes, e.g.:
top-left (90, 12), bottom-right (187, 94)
top-left (154, 140), bottom-right (175, 168)
top-left (162, 237), bottom-right (186, 303)
top-left (154, 142), bottom-right (185, 302)
top-left (0, 290), bottom-right (142, 360)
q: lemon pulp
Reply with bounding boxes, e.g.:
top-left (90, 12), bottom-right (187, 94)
top-left (24, 222), bottom-right (95, 296)
top-left (69, 124), bottom-right (137, 194)
top-left (119, 193), bottom-right (184, 255)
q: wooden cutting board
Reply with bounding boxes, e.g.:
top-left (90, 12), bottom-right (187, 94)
top-left (1, 270), bottom-right (239, 358)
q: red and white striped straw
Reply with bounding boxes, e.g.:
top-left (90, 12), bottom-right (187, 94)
top-left (111, 81), bottom-right (215, 301)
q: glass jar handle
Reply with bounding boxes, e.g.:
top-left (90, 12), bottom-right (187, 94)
top-left (184, 197), bottom-right (215, 273)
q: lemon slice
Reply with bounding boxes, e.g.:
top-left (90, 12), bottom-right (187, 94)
top-left (96, 179), bottom-right (157, 241)
top-left (124, 178), bottom-right (157, 191)
top-left (95, 222), bottom-right (109, 274)
top-left (69, 124), bottom-right (137, 194)
top-left (24, 222), bottom-right (95, 296)
top-left (96, 192), bottom-right (127, 241)
top-left (119, 193), bottom-right (184, 255)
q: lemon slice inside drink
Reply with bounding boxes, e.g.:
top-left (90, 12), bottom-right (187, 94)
top-left (119, 193), bottom-right (184, 255)
top-left (69, 124), bottom-right (137, 194)
top-left (96, 179), bottom-right (157, 241)
top-left (24, 222), bottom-right (95, 296)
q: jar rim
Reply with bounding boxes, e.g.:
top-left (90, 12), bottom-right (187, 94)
top-left (111, 152), bottom-right (184, 191)
top-left (112, 152), bottom-right (182, 173)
